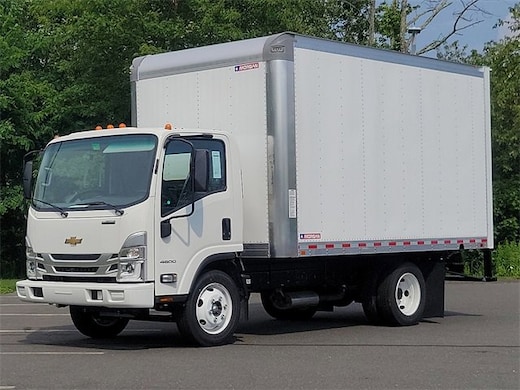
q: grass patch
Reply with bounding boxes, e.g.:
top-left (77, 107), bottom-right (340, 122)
top-left (463, 241), bottom-right (520, 278)
top-left (0, 279), bottom-right (18, 295)
top-left (494, 241), bottom-right (520, 278)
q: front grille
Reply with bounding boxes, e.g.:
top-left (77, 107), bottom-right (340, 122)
top-left (52, 254), bottom-right (101, 261)
top-left (54, 267), bottom-right (99, 273)
top-left (38, 253), bottom-right (118, 279)
top-left (43, 275), bottom-right (117, 283)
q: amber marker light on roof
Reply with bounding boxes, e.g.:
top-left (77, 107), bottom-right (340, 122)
top-left (107, 124), bottom-right (115, 129)
top-left (95, 126), bottom-right (102, 130)
top-left (164, 123), bottom-right (173, 130)
top-left (119, 123), bottom-right (126, 128)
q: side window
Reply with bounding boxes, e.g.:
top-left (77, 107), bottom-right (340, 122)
top-left (162, 140), bottom-right (193, 216)
top-left (161, 138), bottom-right (226, 216)
top-left (201, 140), bottom-right (226, 193)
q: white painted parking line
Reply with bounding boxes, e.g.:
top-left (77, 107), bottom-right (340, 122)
top-left (0, 314), bottom-right (70, 316)
top-left (0, 329), bottom-right (163, 333)
top-left (1, 352), bottom-right (104, 355)
top-left (0, 329), bottom-right (77, 334)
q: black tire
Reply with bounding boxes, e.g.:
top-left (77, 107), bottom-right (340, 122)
top-left (177, 270), bottom-right (240, 347)
top-left (362, 295), bottom-right (381, 325)
top-left (260, 291), bottom-right (317, 321)
top-left (376, 263), bottom-right (426, 326)
top-left (70, 306), bottom-right (129, 338)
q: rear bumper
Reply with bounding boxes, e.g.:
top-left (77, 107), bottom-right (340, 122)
top-left (16, 280), bottom-right (154, 308)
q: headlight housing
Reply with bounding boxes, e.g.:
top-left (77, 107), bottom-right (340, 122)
top-left (26, 244), bottom-right (37, 279)
top-left (117, 232), bottom-right (147, 282)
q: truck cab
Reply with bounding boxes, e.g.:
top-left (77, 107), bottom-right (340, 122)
top-left (17, 125), bottom-right (245, 346)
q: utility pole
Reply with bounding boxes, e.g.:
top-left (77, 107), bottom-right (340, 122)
top-left (400, 0), bottom-right (408, 53)
top-left (368, 0), bottom-right (376, 46)
top-left (407, 26), bottom-right (421, 54)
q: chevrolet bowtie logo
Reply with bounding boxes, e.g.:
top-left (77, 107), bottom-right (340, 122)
top-left (65, 236), bottom-right (83, 246)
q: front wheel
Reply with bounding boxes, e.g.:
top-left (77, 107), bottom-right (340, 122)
top-left (376, 263), bottom-right (426, 326)
top-left (177, 270), bottom-right (240, 347)
top-left (70, 306), bottom-right (129, 338)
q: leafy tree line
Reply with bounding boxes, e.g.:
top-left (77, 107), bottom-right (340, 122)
top-left (452, 4), bottom-right (520, 248)
top-left (478, 8), bottom-right (520, 246)
top-left (1, 0), bottom-right (518, 278)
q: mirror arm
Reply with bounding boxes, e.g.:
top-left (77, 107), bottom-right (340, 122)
top-left (160, 201), bottom-right (195, 238)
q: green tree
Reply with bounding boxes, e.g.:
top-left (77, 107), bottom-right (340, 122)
top-left (1, 0), bottom-right (182, 277)
top-left (0, 0), bottom-right (57, 277)
top-left (442, 4), bottom-right (520, 244)
top-left (174, 0), bottom-right (337, 44)
top-left (325, 0), bottom-right (373, 44)
top-left (483, 6), bottom-right (520, 243)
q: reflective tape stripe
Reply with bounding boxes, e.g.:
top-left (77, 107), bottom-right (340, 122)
top-left (297, 237), bottom-right (490, 256)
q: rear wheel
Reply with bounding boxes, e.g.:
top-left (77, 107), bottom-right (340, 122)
top-left (177, 270), bottom-right (240, 347)
top-left (70, 306), bottom-right (129, 338)
top-left (260, 291), bottom-right (317, 321)
top-left (376, 263), bottom-right (426, 326)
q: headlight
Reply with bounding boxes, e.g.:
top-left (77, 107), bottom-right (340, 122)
top-left (26, 246), bottom-right (37, 279)
top-left (120, 246), bottom-right (144, 260)
top-left (117, 232), bottom-right (147, 282)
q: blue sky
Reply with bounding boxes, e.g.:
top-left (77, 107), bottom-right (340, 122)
top-left (402, 0), bottom-right (517, 54)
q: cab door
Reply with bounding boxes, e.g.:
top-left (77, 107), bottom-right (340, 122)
top-left (154, 136), bottom-right (242, 297)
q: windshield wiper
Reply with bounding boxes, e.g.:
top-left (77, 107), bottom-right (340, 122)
top-left (71, 201), bottom-right (124, 216)
top-left (33, 198), bottom-right (68, 218)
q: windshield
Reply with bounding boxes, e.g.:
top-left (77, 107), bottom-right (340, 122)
top-left (33, 134), bottom-right (157, 211)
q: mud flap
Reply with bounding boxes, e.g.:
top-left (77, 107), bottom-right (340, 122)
top-left (422, 260), bottom-right (445, 318)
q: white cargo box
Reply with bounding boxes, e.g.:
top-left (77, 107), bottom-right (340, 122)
top-left (131, 33), bottom-right (493, 258)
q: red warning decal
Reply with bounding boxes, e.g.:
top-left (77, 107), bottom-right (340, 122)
top-left (234, 62), bottom-right (260, 72)
top-left (300, 233), bottom-right (321, 240)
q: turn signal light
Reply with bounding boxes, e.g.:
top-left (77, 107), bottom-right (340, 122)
top-left (94, 123), bottom-right (126, 130)
top-left (158, 296), bottom-right (175, 303)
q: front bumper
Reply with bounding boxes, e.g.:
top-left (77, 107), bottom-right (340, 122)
top-left (16, 280), bottom-right (154, 308)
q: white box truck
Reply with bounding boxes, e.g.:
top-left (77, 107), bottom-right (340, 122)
top-left (17, 33), bottom-right (493, 346)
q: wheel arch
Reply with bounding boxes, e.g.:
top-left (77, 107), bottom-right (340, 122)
top-left (183, 252), bottom-right (245, 297)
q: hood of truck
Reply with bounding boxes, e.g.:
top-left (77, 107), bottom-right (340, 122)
top-left (26, 201), bottom-right (154, 255)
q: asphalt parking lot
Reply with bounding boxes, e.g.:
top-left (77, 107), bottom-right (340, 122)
top-left (1, 281), bottom-right (519, 389)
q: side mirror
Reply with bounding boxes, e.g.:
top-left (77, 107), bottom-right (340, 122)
top-left (23, 160), bottom-right (33, 199)
top-left (194, 149), bottom-right (209, 192)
